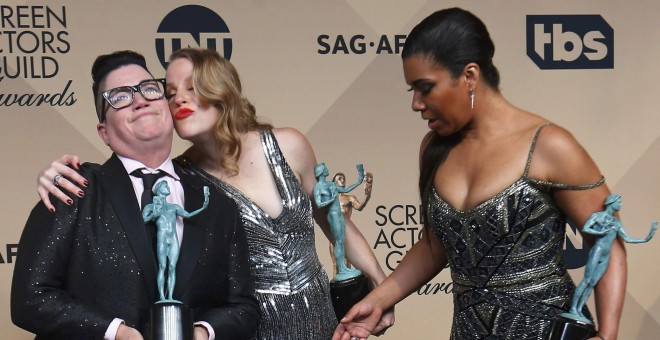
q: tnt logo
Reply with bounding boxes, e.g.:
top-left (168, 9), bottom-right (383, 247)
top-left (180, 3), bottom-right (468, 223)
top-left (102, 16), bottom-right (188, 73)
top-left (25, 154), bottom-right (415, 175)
top-left (155, 5), bottom-right (232, 70)
top-left (563, 220), bottom-right (591, 269)
top-left (527, 15), bottom-right (613, 69)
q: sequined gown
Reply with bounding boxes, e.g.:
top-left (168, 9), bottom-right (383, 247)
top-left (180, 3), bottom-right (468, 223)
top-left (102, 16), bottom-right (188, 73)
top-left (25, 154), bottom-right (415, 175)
top-left (176, 130), bottom-right (336, 340)
top-left (428, 124), bottom-right (602, 340)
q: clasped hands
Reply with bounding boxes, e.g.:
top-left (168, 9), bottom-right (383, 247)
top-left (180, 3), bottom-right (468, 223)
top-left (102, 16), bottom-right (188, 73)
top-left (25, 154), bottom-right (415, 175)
top-left (332, 302), bottom-right (393, 340)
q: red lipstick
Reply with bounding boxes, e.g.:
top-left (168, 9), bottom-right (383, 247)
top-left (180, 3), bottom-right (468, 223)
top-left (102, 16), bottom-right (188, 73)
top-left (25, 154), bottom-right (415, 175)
top-left (175, 108), bottom-right (193, 120)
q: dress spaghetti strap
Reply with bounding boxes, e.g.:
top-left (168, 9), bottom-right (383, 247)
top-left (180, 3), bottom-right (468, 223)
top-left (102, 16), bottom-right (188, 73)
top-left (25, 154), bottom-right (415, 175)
top-left (523, 122), bottom-right (605, 190)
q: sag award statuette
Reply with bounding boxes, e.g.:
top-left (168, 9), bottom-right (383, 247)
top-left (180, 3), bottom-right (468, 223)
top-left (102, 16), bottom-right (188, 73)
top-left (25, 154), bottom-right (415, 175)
top-left (548, 194), bottom-right (657, 340)
top-left (142, 182), bottom-right (210, 340)
top-left (328, 169), bottom-right (373, 277)
top-left (314, 162), bottom-right (372, 320)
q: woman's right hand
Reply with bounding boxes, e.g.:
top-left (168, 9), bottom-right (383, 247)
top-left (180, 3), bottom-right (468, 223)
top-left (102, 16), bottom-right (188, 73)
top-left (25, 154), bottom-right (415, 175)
top-left (37, 154), bottom-right (88, 212)
top-left (332, 301), bottom-right (382, 340)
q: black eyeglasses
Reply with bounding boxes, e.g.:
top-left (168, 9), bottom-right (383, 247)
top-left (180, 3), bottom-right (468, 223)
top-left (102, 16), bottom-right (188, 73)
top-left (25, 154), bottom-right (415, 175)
top-left (99, 78), bottom-right (166, 121)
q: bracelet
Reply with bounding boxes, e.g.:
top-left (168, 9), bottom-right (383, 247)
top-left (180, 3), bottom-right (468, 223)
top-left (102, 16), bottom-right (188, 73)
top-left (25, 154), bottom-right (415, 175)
top-left (595, 335), bottom-right (605, 340)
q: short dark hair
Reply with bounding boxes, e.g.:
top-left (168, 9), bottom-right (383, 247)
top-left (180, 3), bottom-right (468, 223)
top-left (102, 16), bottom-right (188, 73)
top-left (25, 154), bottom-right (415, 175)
top-left (402, 7), bottom-right (500, 90)
top-left (91, 50), bottom-right (152, 122)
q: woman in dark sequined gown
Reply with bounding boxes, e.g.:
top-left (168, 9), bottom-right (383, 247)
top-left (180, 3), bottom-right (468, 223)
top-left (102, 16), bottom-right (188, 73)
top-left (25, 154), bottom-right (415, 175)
top-left (333, 8), bottom-right (626, 340)
top-left (36, 48), bottom-right (394, 339)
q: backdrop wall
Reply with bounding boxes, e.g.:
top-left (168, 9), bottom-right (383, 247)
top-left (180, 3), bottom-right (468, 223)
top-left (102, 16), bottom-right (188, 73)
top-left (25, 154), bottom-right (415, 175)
top-left (1, 1), bottom-right (658, 339)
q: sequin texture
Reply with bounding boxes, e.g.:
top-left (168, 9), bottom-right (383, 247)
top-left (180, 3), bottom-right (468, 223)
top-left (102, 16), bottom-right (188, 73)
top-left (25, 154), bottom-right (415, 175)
top-left (176, 130), bottom-right (336, 339)
top-left (427, 123), bottom-right (602, 340)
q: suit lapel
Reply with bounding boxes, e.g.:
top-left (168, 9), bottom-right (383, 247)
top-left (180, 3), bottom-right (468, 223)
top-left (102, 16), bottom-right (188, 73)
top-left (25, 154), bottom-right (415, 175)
top-left (96, 154), bottom-right (158, 302)
top-left (173, 162), bottom-right (206, 298)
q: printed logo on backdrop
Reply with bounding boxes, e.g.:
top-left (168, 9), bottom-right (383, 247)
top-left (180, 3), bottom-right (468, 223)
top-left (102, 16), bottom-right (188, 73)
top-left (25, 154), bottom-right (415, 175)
top-left (371, 204), bottom-right (591, 296)
top-left (527, 15), bottom-right (613, 69)
top-left (317, 34), bottom-right (406, 55)
top-left (564, 220), bottom-right (591, 269)
top-left (373, 203), bottom-right (452, 296)
top-left (155, 5), bottom-right (232, 70)
top-left (0, 5), bottom-right (76, 107)
top-left (0, 244), bottom-right (18, 264)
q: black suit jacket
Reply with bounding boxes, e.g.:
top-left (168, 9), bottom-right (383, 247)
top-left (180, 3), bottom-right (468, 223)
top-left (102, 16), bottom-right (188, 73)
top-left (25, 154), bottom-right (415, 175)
top-left (11, 154), bottom-right (259, 339)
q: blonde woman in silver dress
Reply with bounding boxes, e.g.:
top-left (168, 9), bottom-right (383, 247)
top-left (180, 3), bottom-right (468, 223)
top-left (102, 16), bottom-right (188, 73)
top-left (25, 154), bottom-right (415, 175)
top-left (36, 48), bottom-right (394, 339)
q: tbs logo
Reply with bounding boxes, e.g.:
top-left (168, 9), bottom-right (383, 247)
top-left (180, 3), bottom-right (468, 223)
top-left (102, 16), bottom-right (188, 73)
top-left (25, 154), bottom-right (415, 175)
top-left (527, 15), bottom-right (613, 69)
top-left (155, 5), bottom-right (232, 70)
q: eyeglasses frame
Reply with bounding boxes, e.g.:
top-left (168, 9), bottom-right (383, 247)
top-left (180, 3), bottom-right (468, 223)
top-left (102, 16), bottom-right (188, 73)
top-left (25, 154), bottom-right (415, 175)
top-left (99, 78), bottom-right (167, 122)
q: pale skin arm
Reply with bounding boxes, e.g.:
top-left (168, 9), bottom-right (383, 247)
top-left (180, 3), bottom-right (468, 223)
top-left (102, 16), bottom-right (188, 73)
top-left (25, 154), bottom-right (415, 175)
top-left (115, 324), bottom-right (143, 340)
top-left (36, 154), bottom-right (87, 212)
top-left (274, 127), bottom-right (395, 334)
top-left (332, 131), bottom-right (445, 340)
top-left (332, 227), bottom-right (447, 340)
top-left (533, 125), bottom-right (626, 340)
top-left (193, 325), bottom-right (210, 340)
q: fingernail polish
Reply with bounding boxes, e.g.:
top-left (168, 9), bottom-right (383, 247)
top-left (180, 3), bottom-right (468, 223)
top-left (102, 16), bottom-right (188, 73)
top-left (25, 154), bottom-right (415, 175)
top-left (49, 208), bottom-right (56, 213)
top-left (67, 199), bottom-right (73, 205)
top-left (78, 191), bottom-right (85, 198)
top-left (83, 180), bottom-right (89, 187)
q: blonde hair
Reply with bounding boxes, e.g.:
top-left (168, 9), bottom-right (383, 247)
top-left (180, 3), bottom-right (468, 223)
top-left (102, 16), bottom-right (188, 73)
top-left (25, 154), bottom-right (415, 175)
top-left (169, 48), bottom-right (272, 175)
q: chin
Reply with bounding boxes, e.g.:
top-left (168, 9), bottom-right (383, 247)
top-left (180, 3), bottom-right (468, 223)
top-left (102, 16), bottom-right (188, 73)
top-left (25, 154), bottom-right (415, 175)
top-left (173, 126), bottom-right (193, 140)
top-left (434, 128), bottom-right (451, 137)
top-left (180, 133), bottom-right (196, 141)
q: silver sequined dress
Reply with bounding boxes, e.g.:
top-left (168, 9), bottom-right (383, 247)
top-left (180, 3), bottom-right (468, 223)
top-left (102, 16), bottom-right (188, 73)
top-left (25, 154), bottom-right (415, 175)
top-left (176, 130), bottom-right (336, 340)
top-left (428, 123), bottom-right (603, 339)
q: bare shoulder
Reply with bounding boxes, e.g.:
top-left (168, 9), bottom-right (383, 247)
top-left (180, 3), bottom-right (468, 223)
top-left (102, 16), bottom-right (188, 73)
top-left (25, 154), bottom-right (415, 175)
top-left (532, 123), bottom-right (602, 184)
top-left (535, 124), bottom-right (589, 163)
top-left (272, 126), bottom-right (308, 143)
top-left (272, 127), bottom-right (314, 155)
top-left (272, 127), bottom-right (317, 173)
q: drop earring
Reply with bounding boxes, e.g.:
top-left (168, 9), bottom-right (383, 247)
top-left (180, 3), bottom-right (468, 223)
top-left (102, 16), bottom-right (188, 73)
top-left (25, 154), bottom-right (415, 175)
top-left (469, 88), bottom-right (475, 109)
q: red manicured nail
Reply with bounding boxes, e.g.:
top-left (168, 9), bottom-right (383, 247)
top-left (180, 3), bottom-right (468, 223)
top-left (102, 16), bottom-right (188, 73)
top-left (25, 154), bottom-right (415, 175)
top-left (83, 180), bottom-right (89, 187)
top-left (78, 191), bottom-right (85, 198)
top-left (66, 199), bottom-right (73, 205)
top-left (49, 208), bottom-right (56, 213)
